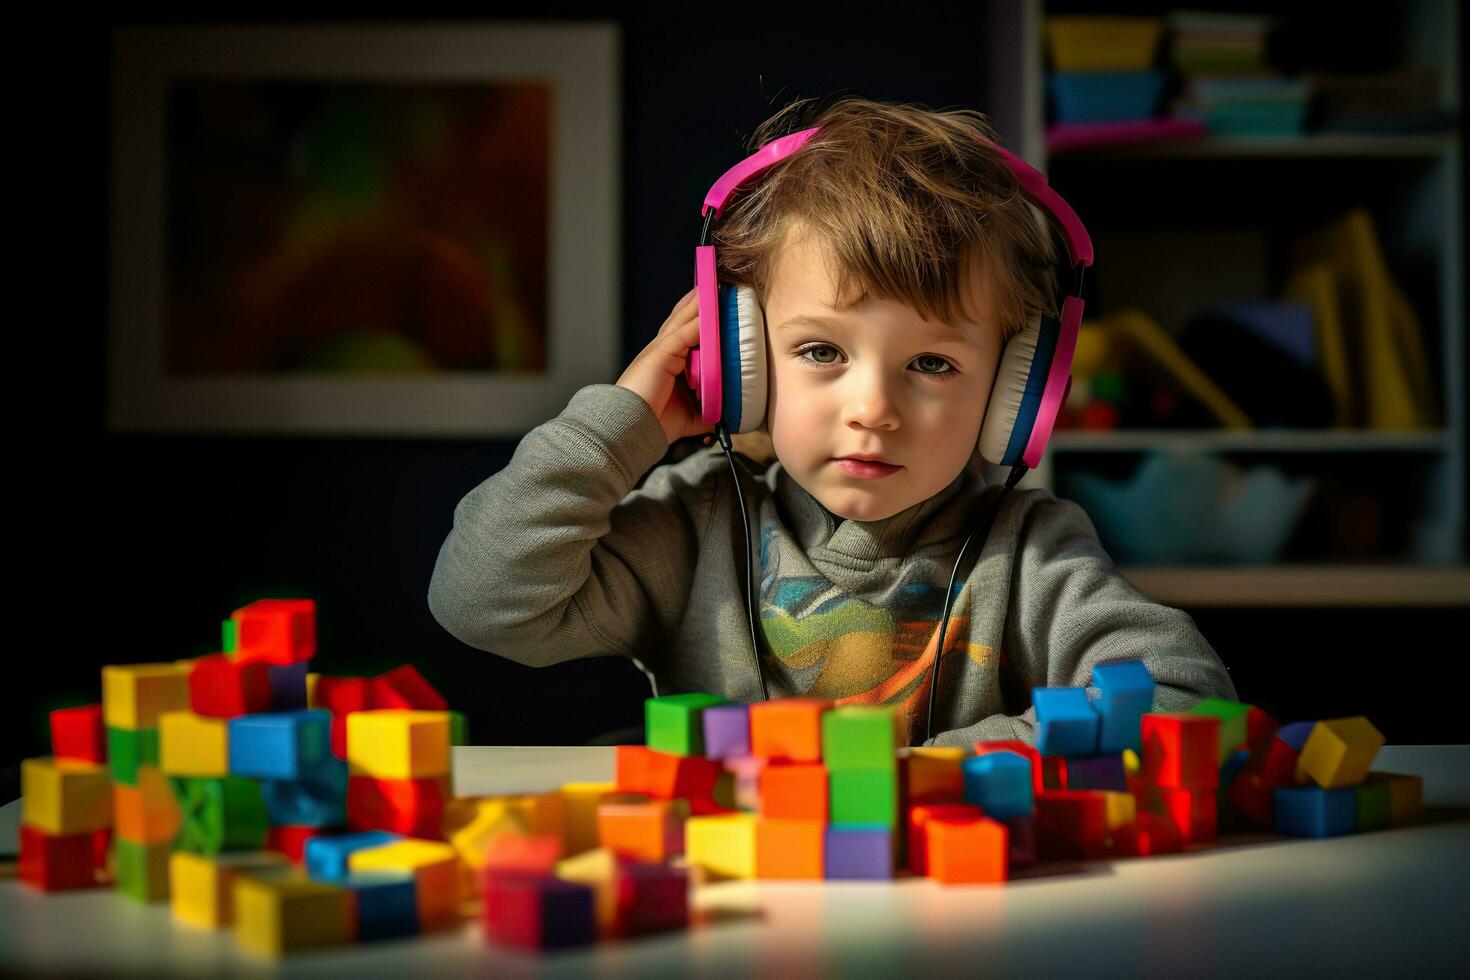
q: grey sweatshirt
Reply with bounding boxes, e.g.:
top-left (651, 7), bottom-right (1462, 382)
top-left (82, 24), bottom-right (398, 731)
top-left (428, 382), bottom-right (1238, 749)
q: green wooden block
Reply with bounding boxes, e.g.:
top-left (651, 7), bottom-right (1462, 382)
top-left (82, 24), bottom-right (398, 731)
top-left (821, 706), bottom-right (899, 771)
top-left (113, 838), bottom-right (170, 903)
top-left (171, 776), bottom-right (269, 855)
top-left (1190, 698), bottom-right (1252, 764)
top-left (108, 726), bottom-right (160, 786)
top-left (645, 693), bottom-right (729, 756)
top-left (829, 767), bottom-right (898, 826)
top-left (1355, 780), bottom-right (1391, 831)
top-left (450, 710), bottom-right (469, 746)
top-left (221, 618), bottom-right (238, 654)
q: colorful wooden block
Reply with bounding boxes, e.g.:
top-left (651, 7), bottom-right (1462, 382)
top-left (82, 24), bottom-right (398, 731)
top-left (345, 710), bottom-right (451, 781)
top-left (1066, 753), bottom-right (1128, 792)
top-left (266, 826), bottom-right (331, 864)
top-left (169, 850), bottom-right (291, 928)
top-left (974, 740), bottom-right (1044, 795)
top-left (1110, 812), bottom-right (1184, 857)
top-left (643, 749), bottom-right (724, 813)
top-left (702, 703), bottom-right (751, 760)
top-left (830, 767), bottom-right (898, 826)
top-left (962, 750), bottom-right (1035, 819)
top-left (346, 775), bottom-right (448, 839)
top-left (1098, 790), bottom-right (1137, 830)
top-left (172, 776), bottom-right (270, 855)
top-left (449, 710), bottom-right (469, 746)
top-left (1032, 687), bottom-right (1100, 756)
top-left (343, 870), bottom-right (420, 940)
top-left (1274, 785), bottom-right (1357, 838)
top-left (615, 744), bottom-right (655, 795)
top-left (228, 709), bottom-right (333, 780)
top-left (616, 859), bottom-right (690, 935)
top-left (553, 847), bottom-right (639, 937)
top-left (315, 676), bottom-right (372, 759)
top-left (233, 873), bottom-right (354, 956)
top-left (1151, 785), bottom-right (1216, 845)
top-left (821, 706), bottom-right (900, 771)
top-left (926, 816), bottom-right (1008, 884)
top-left (558, 781), bottom-right (616, 857)
top-left (824, 824), bottom-right (893, 880)
top-left (597, 796), bottom-right (687, 862)
top-left (103, 663), bottom-right (192, 731)
top-left (1034, 790), bottom-right (1108, 860)
top-left (159, 711), bottom-right (230, 777)
top-left (759, 763), bottom-right (828, 821)
top-left (50, 704), bottom-right (106, 764)
top-left (480, 833), bottom-right (563, 879)
top-left (1141, 712), bottom-right (1221, 789)
top-left (108, 726), bottom-right (159, 786)
top-left (1188, 698), bottom-right (1254, 764)
top-left (230, 598), bottom-right (317, 666)
top-left (443, 797), bottom-right (530, 874)
top-left (304, 830), bottom-right (403, 880)
top-left (1002, 814), bottom-right (1038, 867)
top-left (684, 813), bottom-right (758, 881)
top-left (114, 837), bottom-right (172, 903)
top-left (19, 825), bottom-right (104, 891)
top-left (755, 818), bottom-right (825, 879)
top-left (268, 661), bottom-right (310, 711)
top-left (482, 874), bottom-right (596, 950)
top-left (113, 766), bottom-right (182, 844)
top-left (899, 746), bottom-right (967, 805)
top-left (22, 757), bottom-right (112, 835)
top-left (1091, 659), bottom-right (1155, 753)
top-left (907, 803), bottom-right (981, 875)
top-left (370, 665), bottom-right (448, 711)
top-left (749, 697), bottom-right (834, 763)
top-left (187, 654), bottom-right (273, 719)
top-left (1296, 717), bottom-right (1385, 789)
top-left (646, 692), bottom-right (729, 756)
top-left (1364, 771), bottom-right (1423, 826)
top-left (1354, 780), bottom-right (1391, 832)
top-left (259, 757), bottom-right (348, 827)
top-left (348, 838), bottom-right (462, 929)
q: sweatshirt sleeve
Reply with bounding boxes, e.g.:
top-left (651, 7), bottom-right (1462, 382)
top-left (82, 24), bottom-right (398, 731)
top-left (426, 382), bottom-right (713, 671)
top-left (926, 489), bottom-right (1240, 748)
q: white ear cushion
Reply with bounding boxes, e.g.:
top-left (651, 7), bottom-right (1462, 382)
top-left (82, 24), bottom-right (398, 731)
top-left (979, 312), bottom-right (1042, 465)
top-left (734, 285), bottom-right (768, 433)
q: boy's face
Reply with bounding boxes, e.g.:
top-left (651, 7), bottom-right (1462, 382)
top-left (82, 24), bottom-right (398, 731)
top-left (762, 229), bottom-right (1003, 522)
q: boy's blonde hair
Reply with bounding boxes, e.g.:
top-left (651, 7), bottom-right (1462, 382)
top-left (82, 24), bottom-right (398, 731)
top-left (716, 95), bottom-right (1061, 463)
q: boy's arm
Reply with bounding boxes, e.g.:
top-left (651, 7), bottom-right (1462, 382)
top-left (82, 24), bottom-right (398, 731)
top-left (924, 491), bottom-right (1239, 748)
top-left (427, 383), bottom-right (710, 670)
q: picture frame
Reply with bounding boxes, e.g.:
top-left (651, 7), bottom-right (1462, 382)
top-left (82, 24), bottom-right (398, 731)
top-left (109, 21), bottom-right (620, 436)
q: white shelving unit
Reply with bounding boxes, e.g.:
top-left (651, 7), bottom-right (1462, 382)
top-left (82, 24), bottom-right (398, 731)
top-left (982, 0), bottom-right (1468, 607)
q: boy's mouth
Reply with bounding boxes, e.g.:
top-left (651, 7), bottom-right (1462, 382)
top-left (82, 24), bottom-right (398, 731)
top-left (832, 456), bottom-right (902, 478)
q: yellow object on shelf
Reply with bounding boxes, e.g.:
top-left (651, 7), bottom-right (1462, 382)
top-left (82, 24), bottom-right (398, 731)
top-left (1045, 16), bottom-right (1164, 72)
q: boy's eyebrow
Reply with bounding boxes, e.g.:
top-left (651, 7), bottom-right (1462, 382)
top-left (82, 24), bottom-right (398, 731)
top-left (775, 313), bottom-right (980, 349)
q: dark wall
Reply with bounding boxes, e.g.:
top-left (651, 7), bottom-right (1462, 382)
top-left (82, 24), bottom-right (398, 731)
top-left (13, 5), bottom-right (1465, 790)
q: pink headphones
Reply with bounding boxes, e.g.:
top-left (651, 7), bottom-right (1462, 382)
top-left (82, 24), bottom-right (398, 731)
top-left (685, 124), bottom-right (1094, 470)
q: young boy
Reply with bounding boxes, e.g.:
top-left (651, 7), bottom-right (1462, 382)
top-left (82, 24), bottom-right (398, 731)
top-left (427, 96), bottom-right (1238, 748)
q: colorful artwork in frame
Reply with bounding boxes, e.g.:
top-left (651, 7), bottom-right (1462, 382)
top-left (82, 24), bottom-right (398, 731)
top-left (110, 23), bottom-right (619, 435)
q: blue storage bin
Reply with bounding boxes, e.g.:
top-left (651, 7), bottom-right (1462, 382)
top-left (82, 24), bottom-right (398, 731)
top-left (1049, 71), bottom-right (1167, 123)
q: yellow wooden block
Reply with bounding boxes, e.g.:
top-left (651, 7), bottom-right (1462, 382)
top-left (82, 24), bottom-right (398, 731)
top-left (348, 839), bottom-right (461, 928)
top-left (502, 792), bottom-right (566, 843)
top-left (159, 712), bottom-right (230, 777)
top-left (346, 710), bottom-right (450, 780)
top-left (560, 781), bottom-right (616, 857)
top-left (1099, 790), bottom-right (1137, 829)
top-left (306, 672), bottom-right (320, 709)
top-left (170, 851), bottom-right (291, 928)
top-left (114, 766), bottom-right (182, 843)
top-left (1296, 717), bottom-right (1385, 789)
top-left (685, 813), bottom-right (758, 881)
top-left (554, 847), bottom-right (624, 936)
top-left (902, 747), bottom-right (967, 803)
top-left (103, 663), bottom-right (192, 731)
top-left (233, 873), bottom-right (354, 957)
top-left (21, 757), bottom-right (112, 835)
top-left (444, 797), bottom-right (528, 872)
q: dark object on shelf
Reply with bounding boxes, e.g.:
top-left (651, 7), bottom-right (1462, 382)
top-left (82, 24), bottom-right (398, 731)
top-left (1176, 309), bottom-right (1337, 428)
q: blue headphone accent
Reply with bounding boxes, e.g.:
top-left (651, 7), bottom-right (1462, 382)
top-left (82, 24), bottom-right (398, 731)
top-left (719, 285), bottom-right (745, 434)
top-left (1000, 310), bottom-right (1062, 467)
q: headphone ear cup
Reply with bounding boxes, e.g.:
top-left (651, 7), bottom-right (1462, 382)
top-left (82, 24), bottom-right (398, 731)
top-left (979, 312), bottom-right (1044, 466)
top-left (718, 283), bottom-right (768, 433)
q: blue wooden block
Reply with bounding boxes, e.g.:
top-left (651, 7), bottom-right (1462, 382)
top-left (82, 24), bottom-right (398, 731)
top-left (304, 830), bottom-right (403, 880)
top-left (260, 756), bottom-right (348, 827)
top-left (1032, 688), bottom-right (1099, 756)
top-left (1091, 660), bottom-right (1155, 753)
top-left (228, 709), bottom-right (333, 780)
top-left (1274, 786), bottom-right (1357, 838)
top-left (1275, 720), bottom-right (1316, 751)
top-left (344, 871), bottom-right (419, 940)
top-left (961, 751), bottom-right (1034, 819)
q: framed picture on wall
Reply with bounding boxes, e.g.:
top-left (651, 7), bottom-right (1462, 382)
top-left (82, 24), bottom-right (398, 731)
top-left (109, 22), bottom-right (620, 436)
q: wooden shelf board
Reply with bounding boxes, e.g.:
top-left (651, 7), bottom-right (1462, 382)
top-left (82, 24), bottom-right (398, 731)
top-left (1117, 564), bottom-right (1470, 606)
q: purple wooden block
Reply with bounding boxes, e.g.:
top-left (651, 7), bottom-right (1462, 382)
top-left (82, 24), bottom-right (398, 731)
top-left (703, 704), bottom-right (751, 760)
top-left (1067, 753), bottom-right (1127, 791)
top-left (1003, 814), bottom-right (1037, 868)
top-left (268, 661), bottom-right (309, 710)
top-left (824, 825), bottom-right (893, 879)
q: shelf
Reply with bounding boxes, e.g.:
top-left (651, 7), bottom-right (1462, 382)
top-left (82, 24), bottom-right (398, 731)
top-left (1048, 429), bottom-right (1454, 453)
top-left (1047, 132), bottom-right (1458, 162)
top-left (1117, 564), bottom-right (1470, 607)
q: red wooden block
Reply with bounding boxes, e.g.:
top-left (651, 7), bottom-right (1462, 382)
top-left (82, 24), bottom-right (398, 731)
top-left (1003, 814), bottom-right (1038, 868)
top-left (92, 829), bottom-right (113, 883)
top-left (748, 698), bottom-right (834, 763)
top-left (907, 803), bottom-right (981, 875)
top-left (644, 750), bottom-right (725, 814)
top-left (759, 763), bottom-right (828, 821)
top-left (50, 704), bottom-right (106, 764)
top-left (926, 817), bottom-right (1008, 884)
top-left (1034, 790), bottom-right (1108, 860)
top-left (231, 598), bottom-right (316, 665)
top-left (1110, 812), bottom-right (1184, 857)
top-left (188, 654), bottom-right (273, 718)
top-left (1041, 756), bottom-right (1068, 790)
top-left (370, 665), bottom-right (447, 711)
top-left (619, 861), bottom-right (689, 935)
top-left (615, 745), bottom-right (655, 795)
top-left (482, 874), bottom-right (596, 950)
top-left (265, 825), bottom-right (328, 863)
top-left (1225, 769), bottom-right (1275, 829)
top-left (597, 798), bottom-right (685, 862)
top-left (481, 834), bottom-right (563, 881)
top-left (975, 740), bottom-right (1044, 795)
top-left (316, 676), bottom-right (372, 759)
top-left (1254, 736), bottom-right (1301, 789)
top-left (19, 825), bottom-right (101, 891)
top-left (1245, 706), bottom-right (1280, 749)
top-left (347, 775), bottom-right (448, 839)
top-left (1152, 785), bottom-right (1217, 845)
top-left (1140, 713), bottom-right (1220, 789)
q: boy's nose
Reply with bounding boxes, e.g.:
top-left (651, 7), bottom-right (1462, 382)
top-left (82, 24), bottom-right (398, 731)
top-left (843, 367), bottom-right (901, 431)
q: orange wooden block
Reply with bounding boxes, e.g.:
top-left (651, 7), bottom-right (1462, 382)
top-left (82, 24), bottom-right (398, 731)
top-left (758, 763), bottom-right (828, 821)
top-left (615, 745), bottom-right (654, 795)
top-left (597, 797), bottom-right (687, 862)
top-left (112, 768), bottom-right (181, 844)
top-left (926, 816), bottom-right (1007, 884)
top-left (898, 748), bottom-right (966, 806)
top-left (644, 750), bottom-right (725, 814)
top-left (755, 819), bottom-right (825, 879)
top-left (749, 698), bottom-right (834, 763)
top-left (907, 803), bottom-right (981, 875)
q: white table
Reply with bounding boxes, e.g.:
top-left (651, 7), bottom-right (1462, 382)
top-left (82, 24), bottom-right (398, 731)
top-left (2, 745), bottom-right (1467, 977)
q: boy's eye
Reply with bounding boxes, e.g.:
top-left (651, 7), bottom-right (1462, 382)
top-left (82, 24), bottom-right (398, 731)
top-left (793, 344), bottom-right (958, 380)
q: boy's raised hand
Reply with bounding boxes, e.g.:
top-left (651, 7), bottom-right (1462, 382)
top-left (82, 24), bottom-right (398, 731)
top-left (617, 286), bottom-right (719, 446)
